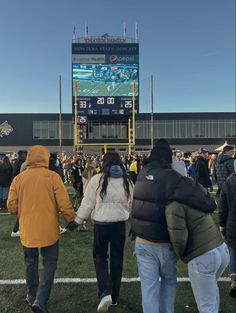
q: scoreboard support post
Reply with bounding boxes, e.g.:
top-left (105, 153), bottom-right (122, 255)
top-left (132, 81), bottom-right (136, 146)
top-left (73, 81), bottom-right (78, 151)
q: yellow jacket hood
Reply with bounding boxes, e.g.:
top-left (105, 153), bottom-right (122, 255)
top-left (26, 145), bottom-right (50, 168)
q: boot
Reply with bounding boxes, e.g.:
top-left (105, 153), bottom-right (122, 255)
top-left (229, 275), bottom-right (236, 298)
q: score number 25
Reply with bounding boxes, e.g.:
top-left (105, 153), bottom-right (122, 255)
top-left (97, 97), bottom-right (115, 105)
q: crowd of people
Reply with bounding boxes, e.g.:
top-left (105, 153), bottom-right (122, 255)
top-left (0, 141), bottom-right (235, 313)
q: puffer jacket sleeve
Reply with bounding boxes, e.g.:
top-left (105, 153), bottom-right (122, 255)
top-left (165, 202), bottom-right (188, 260)
top-left (226, 159), bottom-right (235, 176)
top-left (75, 174), bottom-right (98, 222)
top-left (165, 172), bottom-right (216, 213)
top-left (52, 173), bottom-right (75, 223)
top-left (218, 182), bottom-right (229, 227)
top-left (7, 178), bottom-right (18, 215)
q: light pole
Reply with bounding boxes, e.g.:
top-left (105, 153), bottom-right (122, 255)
top-left (59, 75), bottom-right (62, 154)
top-left (151, 75), bottom-right (154, 149)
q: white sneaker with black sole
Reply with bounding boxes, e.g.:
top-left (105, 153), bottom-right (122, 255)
top-left (97, 295), bottom-right (112, 312)
top-left (11, 231), bottom-right (20, 237)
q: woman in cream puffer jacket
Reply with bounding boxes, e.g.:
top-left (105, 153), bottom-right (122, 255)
top-left (76, 152), bottom-right (134, 312)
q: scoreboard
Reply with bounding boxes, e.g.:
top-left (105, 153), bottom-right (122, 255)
top-left (72, 42), bottom-right (139, 117)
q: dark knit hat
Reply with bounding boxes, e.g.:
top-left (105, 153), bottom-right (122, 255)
top-left (150, 139), bottom-right (172, 164)
top-left (223, 145), bottom-right (234, 153)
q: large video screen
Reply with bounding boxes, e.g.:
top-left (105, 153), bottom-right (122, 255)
top-left (72, 42), bottom-right (139, 116)
top-left (73, 64), bottom-right (138, 97)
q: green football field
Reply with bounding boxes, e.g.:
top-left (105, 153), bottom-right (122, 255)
top-left (0, 210), bottom-right (235, 313)
top-left (77, 80), bottom-right (138, 97)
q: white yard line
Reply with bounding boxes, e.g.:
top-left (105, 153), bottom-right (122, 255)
top-left (0, 277), bottom-right (230, 285)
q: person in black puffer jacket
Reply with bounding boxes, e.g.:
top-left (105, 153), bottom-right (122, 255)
top-left (219, 172), bottom-right (236, 298)
top-left (214, 145), bottom-right (235, 195)
top-left (131, 139), bottom-right (216, 313)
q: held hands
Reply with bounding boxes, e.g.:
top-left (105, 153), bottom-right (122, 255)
top-left (219, 226), bottom-right (226, 237)
top-left (66, 220), bottom-right (80, 231)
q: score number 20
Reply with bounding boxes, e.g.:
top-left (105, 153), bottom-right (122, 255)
top-left (97, 97), bottom-right (115, 105)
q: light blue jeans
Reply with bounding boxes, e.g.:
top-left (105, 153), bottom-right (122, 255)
top-left (188, 243), bottom-right (230, 313)
top-left (135, 242), bottom-right (177, 313)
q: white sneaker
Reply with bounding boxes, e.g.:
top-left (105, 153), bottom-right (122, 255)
top-left (11, 231), bottom-right (20, 238)
top-left (97, 295), bottom-right (112, 312)
top-left (59, 226), bottom-right (67, 234)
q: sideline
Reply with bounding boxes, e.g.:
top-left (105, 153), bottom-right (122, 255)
top-left (0, 277), bottom-right (230, 285)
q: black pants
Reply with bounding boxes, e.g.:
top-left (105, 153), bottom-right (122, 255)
top-left (93, 221), bottom-right (126, 303)
top-left (23, 241), bottom-right (59, 310)
top-left (12, 218), bottom-right (19, 232)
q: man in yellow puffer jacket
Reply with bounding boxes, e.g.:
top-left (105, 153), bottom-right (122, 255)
top-left (7, 145), bottom-right (77, 313)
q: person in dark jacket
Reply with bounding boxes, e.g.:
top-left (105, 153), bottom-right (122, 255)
top-left (49, 153), bottom-right (67, 235)
top-left (11, 150), bottom-right (27, 179)
top-left (49, 153), bottom-right (64, 180)
top-left (166, 201), bottom-right (229, 313)
top-left (219, 172), bottom-right (236, 298)
top-left (214, 145), bottom-right (235, 195)
top-left (131, 139), bottom-right (216, 313)
top-left (10, 150), bottom-right (27, 237)
top-left (0, 156), bottom-right (13, 210)
top-left (195, 148), bottom-right (212, 191)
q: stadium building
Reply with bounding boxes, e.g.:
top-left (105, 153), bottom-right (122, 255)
top-left (0, 112), bottom-right (235, 154)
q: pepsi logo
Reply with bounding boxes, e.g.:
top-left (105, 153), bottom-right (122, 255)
top-left (110, 55), bottom-right (118, 63)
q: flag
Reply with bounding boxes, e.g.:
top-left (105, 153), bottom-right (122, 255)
top-left (85, 23), bottom-right (89, 37)
top-left (135, 23), bottom-right (138, 41)
top-left (124, 22), bottom-right (127, 39)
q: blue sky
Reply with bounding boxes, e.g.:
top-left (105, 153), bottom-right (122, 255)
top-left (0, 0), bottom-right (235, 113)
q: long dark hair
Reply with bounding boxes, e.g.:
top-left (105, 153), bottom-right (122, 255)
top-left (98, 152), bottom-right (132, 199)
top-left (2, 156), bottom-right (12, 169)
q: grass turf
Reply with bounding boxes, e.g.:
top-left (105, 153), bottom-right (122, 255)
top-left (0, 186), bottom-right (235, 312)
top-left (0, 214), bottom-right (235, 312)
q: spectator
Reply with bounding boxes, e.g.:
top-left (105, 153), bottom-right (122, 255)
top-left (195, 148), bottom-right (212, 191)
top-left (0, 156), bottom-right (13, 210)
top-left (166, 201), bottom-right (229, 313)
top-left (49, 152), bottom-right (67, 235)
top-left (49, 153), bottom-right (64, 180)
top-left (128, 156), bottom-right (138, 184)
top-left (214, 145), bottom-right (235, 195)
top-left (82, 159), bottom-right (97, 193)
top-left (70, 157), bottom-right (84, 212)
top-left (219, 172), bottom-right (236, 298)
top-left (75, 152), bottom-right (134, 312)
top-left (61, 154), bottom-right (72, 184)
top-left (131, 139), bottom-right (216, 313)
top-left (10, 150), bottom-right (28, 237)
top-left (187, 156), bottom-right (196, 179)
top-left (208, 154), bottom-right (217, 185)
top-left (7, 145), bottom-right (77, 313)
top-left (172, 152), bottom-right (187, 176)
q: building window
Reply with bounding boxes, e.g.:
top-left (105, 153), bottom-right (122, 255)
top-left (33, 121), bottom-right (73, 140)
